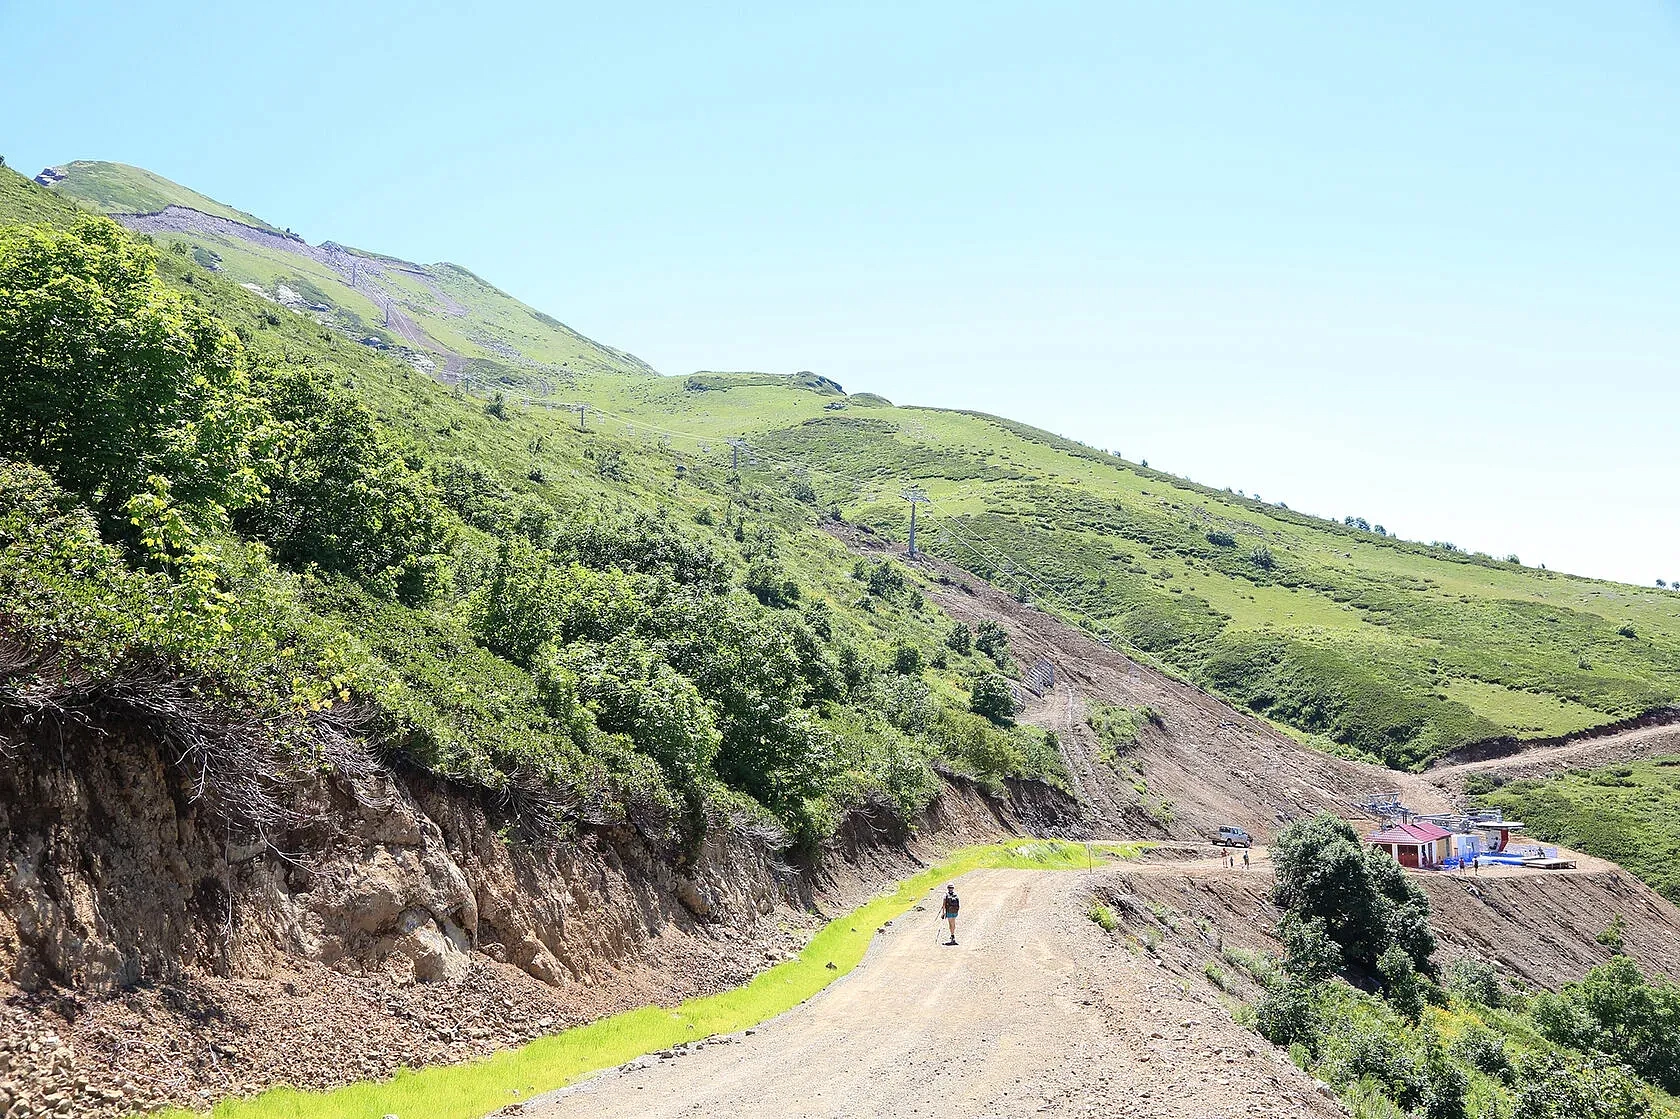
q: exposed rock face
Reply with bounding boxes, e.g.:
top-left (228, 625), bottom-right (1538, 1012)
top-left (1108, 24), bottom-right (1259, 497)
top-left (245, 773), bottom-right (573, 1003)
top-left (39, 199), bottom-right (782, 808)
top-left (0, 724), bottom-right (795, 996)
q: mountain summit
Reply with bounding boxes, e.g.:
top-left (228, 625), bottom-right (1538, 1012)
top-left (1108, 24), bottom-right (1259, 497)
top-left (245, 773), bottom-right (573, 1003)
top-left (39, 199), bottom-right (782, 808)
top-left (39, 159), bottom-right (654, 385)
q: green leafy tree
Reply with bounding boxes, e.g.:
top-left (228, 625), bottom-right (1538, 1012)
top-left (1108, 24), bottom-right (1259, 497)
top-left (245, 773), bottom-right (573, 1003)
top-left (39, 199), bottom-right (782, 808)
top-left (1444, 956), bottom-right (1504, 1008)
top-left (1449, 1022), bottom-right (1512, 1083)
top-left (1270, 814), bottom-right (1436, 976)
top-left (891, 641), bottom-right (925, 675)
top-left (467, 536), bottom-right (563, 666)
top-left (1533, 956), bottom-right (1680, 1093)
top-left (1278, 912), bottom-right (1344, 981)
top-left (865, 560), bottom-right (906, 600)
top-left (550, 636), bottom-right (721, 801)
top-left (1256, 981), bottom-right (1323, 1053)
top-left (0, 217), bottom-right (269, 530)
top-left (247, 381), bottom-right (453, 604)
top-left (743, 558), bottom-right (800, 608)
top-left (1513, 1053), bottom-right (1650, 1119)
top-left (1411, 1035), bottom-right (1469, 1119)
top-left (969, 672), bottom-right (1016, 725)
top-left (974, 620), bottom-right (1011, 667)
top-left (945, 621), bottom-right (972, 655)
top-left (1378, 943), bottom-right (1426, 1023)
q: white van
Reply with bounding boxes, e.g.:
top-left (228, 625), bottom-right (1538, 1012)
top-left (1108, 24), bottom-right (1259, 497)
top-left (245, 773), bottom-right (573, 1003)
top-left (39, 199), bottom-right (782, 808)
top-left (1213, 825), bottom-right (1253, 848)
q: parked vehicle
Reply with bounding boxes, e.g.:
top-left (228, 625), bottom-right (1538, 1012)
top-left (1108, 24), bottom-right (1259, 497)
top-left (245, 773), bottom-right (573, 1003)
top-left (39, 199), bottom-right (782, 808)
top-left (1212, 825), bottom-right (1253, 848)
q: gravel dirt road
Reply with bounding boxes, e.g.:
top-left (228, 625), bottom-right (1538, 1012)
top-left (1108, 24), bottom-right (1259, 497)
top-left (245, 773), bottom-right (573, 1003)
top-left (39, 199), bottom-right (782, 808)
top-left (520, 861), bottom-right (1340, 1119)
top-left (1427, 720), bottom-right (1680, 792)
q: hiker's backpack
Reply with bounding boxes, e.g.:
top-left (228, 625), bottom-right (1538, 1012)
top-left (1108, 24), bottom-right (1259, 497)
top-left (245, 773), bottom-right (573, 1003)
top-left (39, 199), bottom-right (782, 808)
top-left (943, 893), bottom-right (960, 916)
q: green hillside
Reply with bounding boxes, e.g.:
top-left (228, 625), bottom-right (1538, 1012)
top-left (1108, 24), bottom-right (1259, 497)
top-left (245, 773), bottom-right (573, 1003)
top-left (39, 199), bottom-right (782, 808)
top-left (9, 160), bottom-right (1680, 780)
top-left (1477, 758), bottom-right (1680, 902)
top-left (0, 166), bottom-right (1063, 853)
top-left (36, 160), bottom-right (281, 228)
top-left (565, 372), bottom-right (1680, 768)
top-left (38, 160), bottom-right (656, 387)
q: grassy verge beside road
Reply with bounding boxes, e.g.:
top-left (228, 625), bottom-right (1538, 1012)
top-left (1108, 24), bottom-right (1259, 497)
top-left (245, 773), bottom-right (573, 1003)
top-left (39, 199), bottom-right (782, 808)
top-left (176, 839), bottom-right (1144, 1119)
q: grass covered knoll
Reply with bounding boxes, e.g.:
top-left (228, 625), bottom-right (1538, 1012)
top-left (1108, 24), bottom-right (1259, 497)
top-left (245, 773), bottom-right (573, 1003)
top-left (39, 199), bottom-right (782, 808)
top-left (170, 840), bottom-right (1142, 1119)
top-left (37, 160), bottom-right (656, 382)
top-left (1474, 758), bottom-right (1680, 904)
top-left (38, 160), bottom-right (282, 229)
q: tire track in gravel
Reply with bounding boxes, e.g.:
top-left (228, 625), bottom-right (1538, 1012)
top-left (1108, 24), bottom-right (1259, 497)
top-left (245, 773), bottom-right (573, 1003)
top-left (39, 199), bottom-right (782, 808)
top-left (518, 865), bottom-right (1341, 1119)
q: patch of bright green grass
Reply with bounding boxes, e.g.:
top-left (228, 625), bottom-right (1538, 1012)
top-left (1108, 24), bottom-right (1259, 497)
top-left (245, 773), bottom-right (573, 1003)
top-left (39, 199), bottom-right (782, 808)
top-left (1439, 677), bottom-right (1608, 738)
top-left (174, 839), bottom-right (1143, 1119)
top-left (1478, 757), bottom-right (1680, 903)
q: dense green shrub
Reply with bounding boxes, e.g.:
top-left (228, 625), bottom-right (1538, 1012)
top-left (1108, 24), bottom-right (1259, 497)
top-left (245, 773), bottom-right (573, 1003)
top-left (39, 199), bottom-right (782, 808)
top-left (1256, 981), bottom-right (1322, 1052)
top-left (1449, 1022), bottom-right (1512, 1082)
top-left (1278, 912), bottom-right (1343, 981)
top-left (969, 673), bottom-right (1016, 726)
top-left (548, 635), bottom-right (721, 802)
top-left (248, 371), bottom-right (455, 604)
top-left (1377, 944), bottom-right (1425, 1022)
top-left (891, 642), bottom-right (926, 675)
top-left (864, 559), bottom-right (906, 600)
top-left (1270, 814), bottom-right (1435, 976)
top-left (1444, 956), bottom-right (1504, 1008)
top-left (945, 621), bottom-right (972, 655)
top-left (743, 558), bottom-right (800, 608)
top-left (974, 620), bottom-right (1011, 668)
top-left (1512, 1054), bottom-right (1650, 1119)
top-left (558, 510), bottom-right (730, 592)
top-left (1531, 956), bottom-right (1680, 1093)
top-left (0, 217), bottom-right (269, 532)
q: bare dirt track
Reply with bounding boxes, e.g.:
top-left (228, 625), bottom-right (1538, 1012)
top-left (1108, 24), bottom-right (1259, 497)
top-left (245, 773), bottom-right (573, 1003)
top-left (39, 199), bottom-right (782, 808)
top-left (1426, 720), bottom-right (1680, 796)
top-left (520, 863), bottom-right (1340, 1119)
top-left (829, 523), bottom-right (1453, 840)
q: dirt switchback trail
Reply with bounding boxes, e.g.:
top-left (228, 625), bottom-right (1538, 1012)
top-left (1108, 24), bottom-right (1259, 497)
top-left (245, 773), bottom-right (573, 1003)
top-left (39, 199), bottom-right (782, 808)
top-left (522, 866), bottom-right (1339, 1119)
top-left (828, 523), bottom-right (1453, 837)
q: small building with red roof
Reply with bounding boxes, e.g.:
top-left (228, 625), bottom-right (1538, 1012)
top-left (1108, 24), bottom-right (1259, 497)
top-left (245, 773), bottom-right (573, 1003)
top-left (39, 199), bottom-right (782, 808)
top-left (1367, 821), bottom-right (1453, 869)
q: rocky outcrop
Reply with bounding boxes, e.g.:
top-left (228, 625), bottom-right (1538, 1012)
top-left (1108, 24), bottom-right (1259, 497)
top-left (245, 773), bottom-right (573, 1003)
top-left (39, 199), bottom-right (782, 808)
top-left (0, 721), bottom-right (797, 998)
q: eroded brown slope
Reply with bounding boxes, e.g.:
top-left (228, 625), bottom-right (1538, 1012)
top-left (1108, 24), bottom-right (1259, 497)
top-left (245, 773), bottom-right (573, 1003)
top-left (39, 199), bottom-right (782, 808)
top-left (832, 522), bottom-right (1450, 842)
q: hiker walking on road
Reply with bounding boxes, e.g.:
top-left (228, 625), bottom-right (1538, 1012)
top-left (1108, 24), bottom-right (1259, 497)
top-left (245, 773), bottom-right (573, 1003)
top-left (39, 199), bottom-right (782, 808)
top-left (941, 885), bottom-right (961, 945)
top-left (1241, 850), bottom-right (1250, 871)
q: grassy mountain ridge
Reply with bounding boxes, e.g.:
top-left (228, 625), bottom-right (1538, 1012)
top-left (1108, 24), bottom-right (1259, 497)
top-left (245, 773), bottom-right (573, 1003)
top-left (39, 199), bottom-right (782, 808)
top-left (563, 372), bottom-right (1679, 769)
top-left (36, 159), bottom-right (281, 229)
top-left (38, 160), bottom-right (656, 390)
top-left (10, 159), bottom-right (1680, 774)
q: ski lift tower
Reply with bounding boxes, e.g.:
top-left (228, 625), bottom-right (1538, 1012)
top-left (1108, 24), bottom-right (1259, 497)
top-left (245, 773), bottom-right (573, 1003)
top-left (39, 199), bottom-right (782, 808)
top-left (902, 487), bottom-right (929, 557)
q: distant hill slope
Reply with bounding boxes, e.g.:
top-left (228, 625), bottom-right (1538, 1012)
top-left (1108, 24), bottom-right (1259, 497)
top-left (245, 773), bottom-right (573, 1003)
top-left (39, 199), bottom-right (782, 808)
top-left (37, 160), bottom-right (656, 385)
top-left (570, 373), bottom-right (1680, 770)
top-left (12, 160), bottom-right (1680, 770)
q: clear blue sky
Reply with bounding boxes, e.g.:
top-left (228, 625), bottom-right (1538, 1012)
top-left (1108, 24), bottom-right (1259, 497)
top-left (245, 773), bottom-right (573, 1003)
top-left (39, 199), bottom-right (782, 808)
top-left (4, 2), bottom-right (1677, 585)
